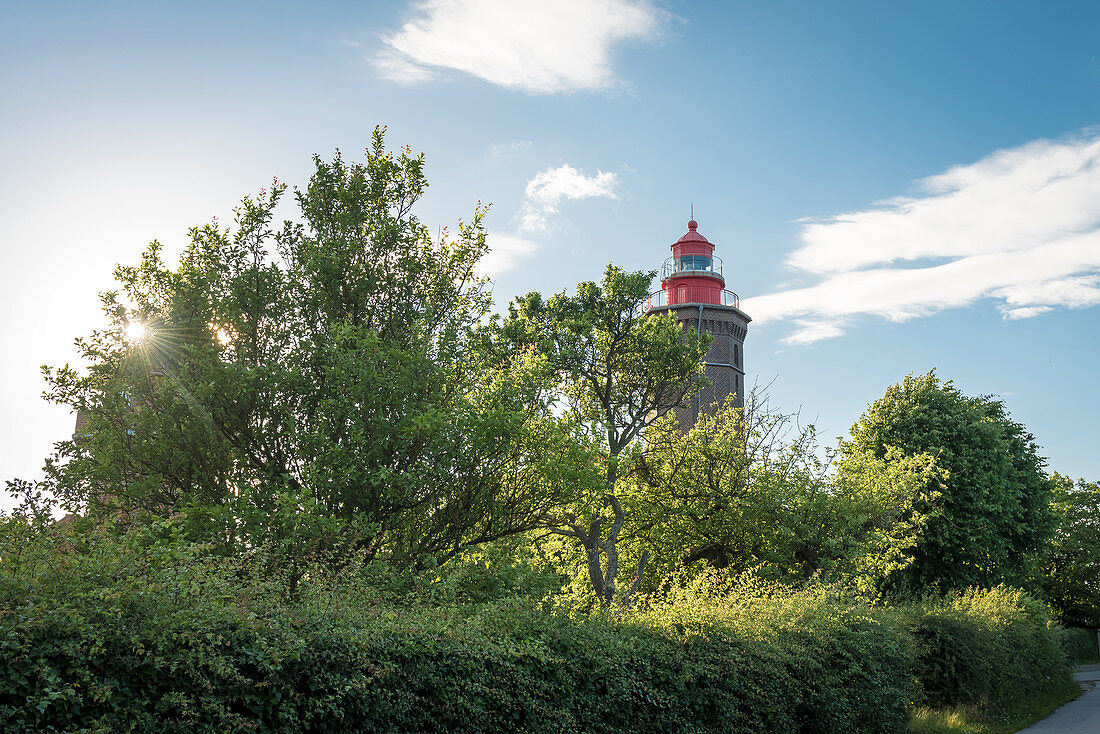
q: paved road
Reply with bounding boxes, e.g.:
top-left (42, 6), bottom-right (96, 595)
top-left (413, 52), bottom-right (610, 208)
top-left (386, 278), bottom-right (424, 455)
top-left (1018, 664), bottom-right (1100, 734)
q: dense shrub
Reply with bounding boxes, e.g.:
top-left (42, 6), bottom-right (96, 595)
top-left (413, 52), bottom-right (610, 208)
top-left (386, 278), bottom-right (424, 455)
top-left (0, 523), bottom-right (1075, 733)
top-left (0, 593), bottom-right (911, 733)
top-left (0, 525), bottom-right (917, 734)
top-left (632, 579), bottom-right (916, 734)
top-left (1062, 627), bottom-right (1099, 664)
top-left (907, 587), bottom-right (1073, 719)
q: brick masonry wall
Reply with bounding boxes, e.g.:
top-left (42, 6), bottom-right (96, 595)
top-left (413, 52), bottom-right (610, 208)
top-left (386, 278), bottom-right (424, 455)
top-left (651, 303), bottom-right (750, 429)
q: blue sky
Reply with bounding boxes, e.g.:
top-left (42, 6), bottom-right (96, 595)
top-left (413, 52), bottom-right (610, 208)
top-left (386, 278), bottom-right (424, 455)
top-left (3, 1), bottom-right (1100, 509)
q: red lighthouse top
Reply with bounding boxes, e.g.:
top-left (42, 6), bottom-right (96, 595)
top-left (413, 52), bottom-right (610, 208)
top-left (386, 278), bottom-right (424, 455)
top-left (660, 219), bottom-right (728, 306)
top-left (673, 220), bottom-right (712, 256)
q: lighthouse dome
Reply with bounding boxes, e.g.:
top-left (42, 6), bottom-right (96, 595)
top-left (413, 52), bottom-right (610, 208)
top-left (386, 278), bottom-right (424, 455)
top-left (676, 219), bottom-right (710, 245)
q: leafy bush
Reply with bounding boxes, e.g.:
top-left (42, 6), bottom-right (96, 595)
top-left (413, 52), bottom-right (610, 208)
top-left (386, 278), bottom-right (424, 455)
top-left (907, 587), bottom-right (1074, 720)
top-left (1062, 627), bottom-right (1099, 664)
top-left (632, 574), bottom-right (916, 734)
top-left (0, 524), bottom-right (919, 734)
top-left (0, 523), bottom-right (1078, 733)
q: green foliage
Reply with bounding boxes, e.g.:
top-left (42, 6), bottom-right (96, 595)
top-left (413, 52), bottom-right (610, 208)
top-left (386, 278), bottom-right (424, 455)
top-left (627, 395), bottom-right (944, 596)
top-left (631, 572), bottom-right (916, 734)
top-left (908, 680), bottom-right (1081, 734)
top-left (840, 371), bottom-right (1054, 593)
top-left (833, 446), bottom-right (946, 594)
top-left (906, 586), bottom-right (1074, 722)
top-left (0, 524), bottom-right (921, 734)
top-left (35, 129), bottom-right (566, 572)
top-left (1035, 475), bottom-right (1100, 627)
top-left (1061, 627), bottom-right (1099, 664)
top-left (504, 265), bottom-right (711, 606)
top-left (630, 396), bottom-right (836, 585)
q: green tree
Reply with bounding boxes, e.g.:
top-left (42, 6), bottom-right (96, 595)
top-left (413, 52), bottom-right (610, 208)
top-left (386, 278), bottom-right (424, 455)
top-left (39, 129), bottom-right (565, 571)
top-left (504, 266), bottom-right (710, 606)
top-left (1036, 474), bottom-right (1100, 627)
top-left (838, 370), bottom-right (1054, 593)
top-left (630, 395), bottom-right (943, 592)
top-left (831, 444), bottom-right (945, 594)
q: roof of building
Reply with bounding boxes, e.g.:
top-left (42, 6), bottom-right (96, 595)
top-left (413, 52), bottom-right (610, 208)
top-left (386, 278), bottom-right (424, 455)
top-left (675, 219), bottom-right (711, 245)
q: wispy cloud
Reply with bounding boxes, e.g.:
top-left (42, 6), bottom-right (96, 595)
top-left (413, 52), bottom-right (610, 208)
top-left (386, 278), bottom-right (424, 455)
top-left (781, 320), bottom-right (848, 346)
top-left (518, 164), bottom-right (618, 232)
top-left (375, 0), bottom-right (669, 94)
top-left (372, 49), bottom-right (436, 84)
top-left (744, 130), bottom-right (1100, 344)
top-left (479, 162), bottom-right (620, 276)
top-left (489, 140), bottom-right (534, 157)
top-left (479, 232), bottom-right (539, 276)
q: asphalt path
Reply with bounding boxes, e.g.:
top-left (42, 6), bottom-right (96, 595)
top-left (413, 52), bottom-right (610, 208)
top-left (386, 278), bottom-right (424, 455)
top-left (1018, 664), bottom-right (1100, 734)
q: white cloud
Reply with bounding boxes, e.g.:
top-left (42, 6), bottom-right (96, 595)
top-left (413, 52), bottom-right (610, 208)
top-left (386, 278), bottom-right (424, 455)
top-left (479, 231), bottom-right (539, 276)
top-left (374, 0), bottom-right (668, 94)
top-left (373, 49), bottom-right (436, 84)
top-left (745, 130), bottom-right (1100, 344)
top-left (996, 274), bottom-right (1100, 319)
top-left (782, 320), bottom-right (847, 346)
top-left (518, 164), bottom-right (618, 232)
top-left (792, 134), bottom-right (1100, 275)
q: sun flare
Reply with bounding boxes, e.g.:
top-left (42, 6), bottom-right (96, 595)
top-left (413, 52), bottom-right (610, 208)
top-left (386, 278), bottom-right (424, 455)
top-left (211, 324), bottom-right (233, 347)
top-left (125, 321), bottom-right (147, 344)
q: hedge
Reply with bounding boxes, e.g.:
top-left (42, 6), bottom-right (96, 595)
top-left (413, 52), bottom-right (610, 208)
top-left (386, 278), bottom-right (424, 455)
top-left (1062, 627), bottom-right (1099, 664)
top-left (0, 596), bottom-right (916, 732)
top-left (907, 587), bottom-right (1075, 719)
top-left (0, 526), bottom-right (1077, 733)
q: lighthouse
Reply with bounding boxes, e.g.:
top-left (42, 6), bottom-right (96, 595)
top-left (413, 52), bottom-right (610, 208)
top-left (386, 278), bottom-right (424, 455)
top-left (647, 219), bottom-right (751, 426)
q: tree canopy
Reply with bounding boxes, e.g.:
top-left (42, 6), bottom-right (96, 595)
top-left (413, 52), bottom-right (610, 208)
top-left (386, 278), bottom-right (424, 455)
top-left (628, 395), bottom-right (944, 593)
top-left (838, 371), bottom-right (1054, 593)
top-left (504, 265), bottom-right (710, 605)
top-left (1036, 474), bottom-right (1100, 627)
top-left (40, 129), bottom-right (569, 572)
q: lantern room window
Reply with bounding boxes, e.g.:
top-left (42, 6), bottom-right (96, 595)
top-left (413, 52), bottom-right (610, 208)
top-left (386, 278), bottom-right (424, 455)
top-left (676, 255), bottom-right (712, 272)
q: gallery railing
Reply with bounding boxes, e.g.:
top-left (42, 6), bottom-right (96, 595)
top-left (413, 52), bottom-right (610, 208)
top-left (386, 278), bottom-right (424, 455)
top-left (645, 289), bottom-right (740, 310)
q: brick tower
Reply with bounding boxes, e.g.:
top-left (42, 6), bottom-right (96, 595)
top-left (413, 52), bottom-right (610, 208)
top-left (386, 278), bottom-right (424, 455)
top-left (647, 219), bottom-right (751, 426)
